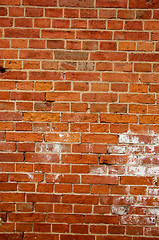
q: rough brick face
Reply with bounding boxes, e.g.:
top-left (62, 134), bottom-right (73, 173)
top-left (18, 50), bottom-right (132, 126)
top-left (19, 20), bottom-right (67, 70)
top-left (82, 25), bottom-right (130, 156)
top-left (0, 0), bottom-right (159, 239)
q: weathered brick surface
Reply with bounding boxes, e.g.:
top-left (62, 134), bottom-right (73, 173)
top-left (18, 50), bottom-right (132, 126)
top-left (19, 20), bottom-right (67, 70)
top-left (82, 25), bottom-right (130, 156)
top-left (0, 0), bottom-right (159, 239)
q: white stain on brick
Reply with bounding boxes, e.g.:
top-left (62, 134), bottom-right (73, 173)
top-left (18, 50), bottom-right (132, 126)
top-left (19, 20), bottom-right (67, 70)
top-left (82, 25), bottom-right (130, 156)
top-left (148, 188), bottom-right (159, 195)
top-left (112, 205), bottom-right (128, 215)
top-left (108, 145), bottom-right (126, 154)
top-left (119, 133), bottom-right (130, 144)
top-left (90, 165), bottom-right (107, 175)
top-left (53, 143), bottom-right (62, 153)
top-left (148, 208), bottom-right (159, 215)
top-left (127, 166), bottom-right (146, 176)
top-left (147, 166), bottom-right (159, 176)
top-left (52, 174), bottom-right (61, 183)
top-left (27, 173), bottom-right (34, 180)
top-left (118, 130), bottom-right (159, 177)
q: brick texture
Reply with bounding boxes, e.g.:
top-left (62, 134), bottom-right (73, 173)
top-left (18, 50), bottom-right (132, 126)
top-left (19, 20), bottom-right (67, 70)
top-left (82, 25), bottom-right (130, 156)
top-left (0, 0), bottom-right (159, 239)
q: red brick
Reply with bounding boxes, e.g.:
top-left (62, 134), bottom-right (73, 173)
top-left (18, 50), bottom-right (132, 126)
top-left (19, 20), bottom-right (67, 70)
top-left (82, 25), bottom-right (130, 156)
top-left (114, 63), bottom-right (132, 72)
top-left (119, 94), bottom-right (155, 104)
top-left (55, 184), bottom-right (72, 193)
top-left (107, 20), bottom-right (123, 30)
top-left (85, 215), bottom-right (119, 224)
top-left (97, 236), bottom-right (131, 240)
top-left (129, 0), bottom-right (159, 9)
top-left (23, 0), bottom-right (57, 6)
top-left (9, 213), bottom-right (45, 222)
top-left (82, 175), bottom-right (118, 185)
top-left (77, 31), bottom-right (112, 40)
top-left (6, 132), bottom-right (42, 142)
top-left (101, 114), bottom-right (138, 123)
top-left (91, 185), bottom-right (109, 194)
top-left (0, 153), bottom-right (23, 162)
top-left (74, 185), bottom-right (90, 194)
top-left (109, 104), bottom-right (127, 113)
top-left (96, 62), bottom-right (112, 71)
top-left (24, 233), bottom-right (58, 240)
top-left (10, 173), bottom-right (43, 182)
top-left (119, 42), bottom-right (136, 51)
top-left (71, 224), bottom-right (88, 234)
top-left (71, 165), bottom-right (89, 173)
top-left (121, 177), bottom-right (154, 185)
top-left (90, 225), bottom-right (107, 234)
top-left (34, 223), bottom-right (51, 232)
top-left (16, 163), bottom-right (33, 172)
top-left (25, 7), bottom-right (43, 17)
top-left (89, 20), bottom-right (106, 29)
top-left (0, 7), bottom-right (7, 16)
top-left (25, 153), bottom-right (59, 163)
top-left (71, 103), bottom-right (88, 112)
top-left (81, 134), bottom-right (118, 144)
top-left (66, 72), bottom-right (100, 81)
top-left (130, 53), bottom-right (159, 62)
top-left (0, 234), bottom-right (22, 240)
top-left (55, 51), bottom-right (88, 60)
top-left (52, 19), bottom-right (70, 28)
top-left (35, 204), bottom-right (53, 212)
top-left (23, 112), bottom-right (59, 122)
top-left (80, 9), bottom-right (97, 18)
top-left (62, 194), bottom-right (98, 204)
top-left (27, 193), bottom-right (60, 203)
top-left (5, 29), bottom-right (39, 38)
top-left (18, 183), bottom-right (35, 192)
top-left (114, 32), bottom-right (149, 41)
top-left (66, 41), bottom-right (81, 50)
top-left (97, 0), bottom-right (127, 8)
top-left (46, 214), bottom-right (83, 223)
top-left (126, 226), bottom-right (143, 236)
top-left (118, 10), bottom-right (135, 19)
top-left (108, 225), bottom-right (125, 234)
top-left (136, 10), bottom-right (152, 19)
top-left (45, 8), bottom-right (62, 17)
top-left (46, 174), bottom-right (80, 184)
top-left (0, 203), bottom-right (15, 212)
top-left (17, 143), bottom-right (34, 152)
top-left (42, 30), bottom-right (75, 39)
top-left (17, 203), bottom-right (33, 212)
top-left (71, 19), bottom-right (87, 29)
top-left (15, 18), bottom-right (32, 27)
top-left (0, 39), bottom-right (10, 48)
top-left (62, 154), bottom-right (98, 164)
top-left (91, 52), bottom-right (126, 61)
top-left (47, 40), bottom-right (64, 49)
top-left (54, 204), bottom-right (72, 213)
top-left (100, 42), bottom-right (117, 50)
top-left (64, 9), bottom-right (79, 18)
top-left (0, 193), bottom-right (25, 202)
top-left (59, 0), bottom-right (94, 7)
top-left (61, 235), bottom-right (94, 240)
top-left (82, 93), bottom-right (117, 102)
top-left (34, 18), bottom-right (50, 28)
top-left (52, 164), bottom-right (70, 173)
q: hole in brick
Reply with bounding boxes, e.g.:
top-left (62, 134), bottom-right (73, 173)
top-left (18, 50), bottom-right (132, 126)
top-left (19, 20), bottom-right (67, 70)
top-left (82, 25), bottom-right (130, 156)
top-left (0, 66), bottom-right (5, 73)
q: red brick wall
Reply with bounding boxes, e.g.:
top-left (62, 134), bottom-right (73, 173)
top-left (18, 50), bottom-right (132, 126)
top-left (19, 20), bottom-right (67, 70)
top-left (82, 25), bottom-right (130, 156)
top-left (0, 0), bottom-right (159, 239)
